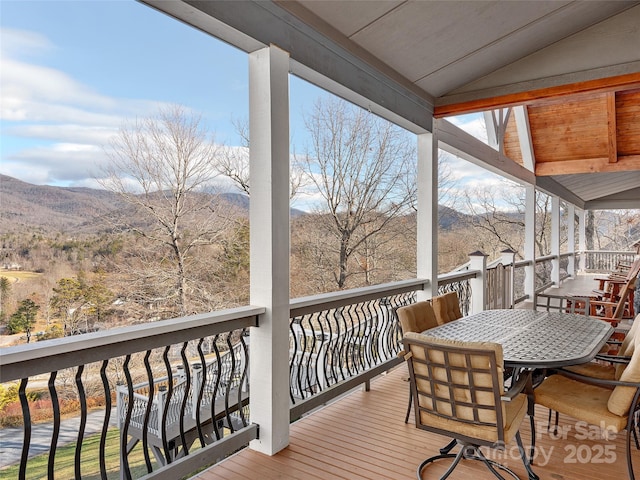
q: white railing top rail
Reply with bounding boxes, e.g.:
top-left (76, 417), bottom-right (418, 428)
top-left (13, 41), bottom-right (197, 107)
top-left (437, 269), bottom-right (478, 285)
top-left (289, 278), bottom-right (429, 317)
top-left (0, 305), bottom-right (263, 383)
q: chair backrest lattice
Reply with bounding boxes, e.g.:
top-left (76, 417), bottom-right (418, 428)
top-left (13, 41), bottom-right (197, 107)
top-left (403, 332), bottom-right (506, 446)
top-left (533, 293), bottom-right (590, 316)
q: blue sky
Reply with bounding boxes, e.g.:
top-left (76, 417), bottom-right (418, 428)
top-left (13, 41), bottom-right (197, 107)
top-left (0, 0), bottom-right (502, 210)
top-left (0, 1), bottom-right (324, 186)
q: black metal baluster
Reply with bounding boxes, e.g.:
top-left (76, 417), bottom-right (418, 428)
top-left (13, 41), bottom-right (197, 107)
top-left (18, 378), bottom-right (29, 480)
top-left (161, 346), bottom-right (173, 462)
top-left (74, 365), bottom-right (87, 479)
top-left (289, 319), bottom-right (300, 403)
top-left (210, 335), bottom-right (222, 440)
top-left (47, 371), bottom-right (59, 480)
top-left (308, 315), bottom-right (320, 394)
top-left (326, 311), bottom-right (338, 386)
top-left (178, 342), bottom-right (190, 456)
top-left (99, 360), bottom-right (110, 480)
top-left (378, 299), bottom-right (392, 362)
top-left (194, 338), bottom-right (207, 447)
top-left (299, 318), bottom-right (310, 398)
top-left (333, 308), bottom-right (347, 381)
top-left (237, 329), bottom-right (249, 427)
top-left (121, 355), bottom-right (134, 480)
top-left (311, 315), bottom-right (325, 393)
top-left (343, 305), bottom-right (355, 378)
top-left (141, 350), bottom-right (154, 473)
top-left (363, 301), bottom-right (375, 368)
top-left (224, 332), bottom-right (236, 433)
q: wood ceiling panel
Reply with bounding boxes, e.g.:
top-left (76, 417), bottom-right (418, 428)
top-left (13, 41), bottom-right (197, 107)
top-left (616, 90), bottom-right (640, 156)
top-left (529, 96), bottom-right (608, 163)
top-left (503, 115), bottom-right (523, 167)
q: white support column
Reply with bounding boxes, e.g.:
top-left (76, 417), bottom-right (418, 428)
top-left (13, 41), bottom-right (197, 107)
top-left (567, 204), bottom-right (576, 277)
top-left (417, 130), bottom-right (438, 301)
top-left (248, 45), bottom-right (290, 455)
top-left (578, 209), bottom-right (587, 272)
top-left (469, 251), bottom-right (487, 314)
top-left (551, 196), bottom-right (561, 287)
top-left (524, 185), bottom-right (536, 301)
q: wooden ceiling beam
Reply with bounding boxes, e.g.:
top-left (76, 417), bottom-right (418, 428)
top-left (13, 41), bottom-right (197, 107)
top-left (535, 155), bottom-right (640, 176)
top-left (434, 73), bottom-right (640, 118)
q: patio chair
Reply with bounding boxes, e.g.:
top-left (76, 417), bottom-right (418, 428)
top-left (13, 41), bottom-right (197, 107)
top-left (403, 332), bottom-right (538, 480)
top-left (590, 274), bottom-right (638, 325)
top-left (591, 258), bottom-right (640, 318)
top-left (547, 314), bottom-right (640, 441)
top-left (533, 332), bottom-right (640, 480)
top-left (533, 292), bottom-right (591, 316)
top-left (593, 257), bottom-right (640, 297)
top-left (396, 301), bottom-right (439, 423)
top-left (431, 291), bottom-right (463, 326)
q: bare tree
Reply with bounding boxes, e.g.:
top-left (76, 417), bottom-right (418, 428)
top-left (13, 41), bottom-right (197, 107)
top-left (216, 117), bottom-right (305, 199)
top-left (100, 106), bottom-right (235, 317)
top-left (301, 98), bottom-right (414, 289)
top-left (458, 182), bottom-right (558, 260)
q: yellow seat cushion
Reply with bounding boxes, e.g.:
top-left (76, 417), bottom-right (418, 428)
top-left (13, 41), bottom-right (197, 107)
top-left (419, 392), bottom-right (527, 444)
top-left (564, 363), bottom-right (616, 381)
top-left (397, 301), bottom-right (439, 334)
top-left (432, 292), bottom-right (462, 326)
top-left (535, 375), bottom-right (628, 432)
top-left (608, 333), bottom-right (640, 416)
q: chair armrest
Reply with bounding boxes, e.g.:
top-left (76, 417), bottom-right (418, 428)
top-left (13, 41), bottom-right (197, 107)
top-left (593, 354), bottom-right (632, 365)
top-left (501, 370), bottom-right (530, 401)
top-left (554, 368), bottom-right (640, 389)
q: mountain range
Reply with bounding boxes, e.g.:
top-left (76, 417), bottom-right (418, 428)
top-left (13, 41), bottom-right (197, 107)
top-left (0, 174), bottom-right (464, 234)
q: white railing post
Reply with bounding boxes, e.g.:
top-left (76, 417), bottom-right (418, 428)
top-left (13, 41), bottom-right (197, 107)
top-left (501, 249), bottom-right (516, 309)
top-left (567, 204), bottom-right (576, 277)
top-left (551, 196), bottom-right (561, 287)
top-left (417, 130), bottom-right (439, 301)
top-left (524, 185), bottom-right (536, 300)
top-left (578, 209), bottom-right (586, 272)
top-left (469, 251), bottom-right (487, 314)
top-left (249, 45), bottom-right (291, 455)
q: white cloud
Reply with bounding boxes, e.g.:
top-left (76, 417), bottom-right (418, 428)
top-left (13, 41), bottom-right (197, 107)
top-left (0, 28), bottom-right (174, 186)
top-left (0, 28), bottom-right (53, 58)
top-left (448, 113), bottom-right (488, 144)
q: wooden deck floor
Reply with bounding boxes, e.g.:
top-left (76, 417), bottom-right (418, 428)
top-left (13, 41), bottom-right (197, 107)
top-left (193, 364), bottom-right (639, 480)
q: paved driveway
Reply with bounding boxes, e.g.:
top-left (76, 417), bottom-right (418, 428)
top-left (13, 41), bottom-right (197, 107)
top-left (0, 409), bottom-right (117, 468)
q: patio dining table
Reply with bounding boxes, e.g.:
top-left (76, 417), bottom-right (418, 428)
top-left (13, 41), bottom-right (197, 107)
top-left (423, 309), bottom-right (614, 369)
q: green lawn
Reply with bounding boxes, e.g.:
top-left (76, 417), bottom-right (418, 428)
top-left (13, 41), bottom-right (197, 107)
top-left (0, 428), bottom-right (158, 480)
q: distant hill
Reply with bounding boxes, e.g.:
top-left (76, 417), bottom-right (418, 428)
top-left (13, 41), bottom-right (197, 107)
top-left (0, 175), bottom-right (124, 233)
top-left (0, 174), bottom-right (476, 235)
top-left (0, 175), bottom-right (305, 234)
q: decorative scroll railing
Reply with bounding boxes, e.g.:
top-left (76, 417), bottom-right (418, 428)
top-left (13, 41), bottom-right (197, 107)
top-left (115, 338), bottom-right (248, 458)
top-left (580, 250), bottom-right (636, 273)
top-left (0, 307), bottom-right (262, 480)
top-left (287, 279), bottom-right (428, 419)
top-left (437, 270), bottom-right (475, 315)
